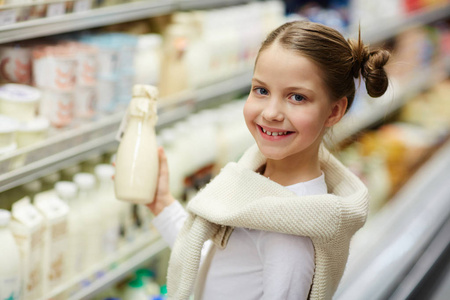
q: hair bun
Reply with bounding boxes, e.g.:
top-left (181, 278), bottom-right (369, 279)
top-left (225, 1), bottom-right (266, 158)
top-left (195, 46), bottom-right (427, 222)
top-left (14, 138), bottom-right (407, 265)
top-left (349, 36), bottom-right (390, 98)
top-left (361, 49), bottom-right (390, 97)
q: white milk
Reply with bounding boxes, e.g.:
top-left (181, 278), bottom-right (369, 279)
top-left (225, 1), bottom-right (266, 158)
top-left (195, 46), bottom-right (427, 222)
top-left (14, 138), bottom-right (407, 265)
top-left (34, 191), bottom-right (69, 294)
top-left (54, 181), bottom-right (83, 281)
top-left (0, 209), bottom-right (22, 300)
top-left (73, 173), bottom-right (102, 270)
top-left (9, 197), bottom-right (45, 300)
top-left (114, 85), bottom-right (159, 204)
top-left (94, 164), bottom-right (120, 255)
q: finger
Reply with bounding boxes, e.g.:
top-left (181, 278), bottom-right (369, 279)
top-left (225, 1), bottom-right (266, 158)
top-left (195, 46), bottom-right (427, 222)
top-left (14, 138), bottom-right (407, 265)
top-left (158, 147), bottom-right (169, 178)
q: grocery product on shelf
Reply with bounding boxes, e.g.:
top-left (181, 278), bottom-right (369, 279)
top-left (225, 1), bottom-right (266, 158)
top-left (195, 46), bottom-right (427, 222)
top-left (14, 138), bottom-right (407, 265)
top-left (16, 117), bottom-right (50, 148)
top-left (9, 197), bottom-right (45, 300)
top-left (0, 114), bottom-right (19, 155)
top-left (0, 209), bottom-right (21, 300)
top-left (73, 172), bottom-right (103, 272)
top-left (94, 164), bottom-right (120, 255)
top-left (122, 277), bottom-right (148, 300)
top-left (0, 83), bottom-right (40, 121)
top-left (0, 44), bottom-right (32, 84)
top-left (54, 180), bottom-right (83, 281)
top-left (34, 191), bottom-right (70, 294)
top-left (135, 268), bottom-right (160, 297)
top-left (114, 85), bottom-right (159, 204)
top-left (134, 33), bottom-right (162, 86)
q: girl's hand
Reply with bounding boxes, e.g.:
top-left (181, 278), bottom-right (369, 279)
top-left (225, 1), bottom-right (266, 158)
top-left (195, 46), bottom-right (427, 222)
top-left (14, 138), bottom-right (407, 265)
top-left (146, 147), bottom-right (175, 216)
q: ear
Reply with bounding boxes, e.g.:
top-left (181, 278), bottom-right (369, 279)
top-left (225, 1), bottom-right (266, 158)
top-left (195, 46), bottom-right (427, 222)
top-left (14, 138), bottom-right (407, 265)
top-left (325, 97), bottom-right (348, 127)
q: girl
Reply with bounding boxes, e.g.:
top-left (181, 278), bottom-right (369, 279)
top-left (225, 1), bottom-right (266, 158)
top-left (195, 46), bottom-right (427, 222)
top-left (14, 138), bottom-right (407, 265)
top-left (149, 21), bottom-right (390, 300)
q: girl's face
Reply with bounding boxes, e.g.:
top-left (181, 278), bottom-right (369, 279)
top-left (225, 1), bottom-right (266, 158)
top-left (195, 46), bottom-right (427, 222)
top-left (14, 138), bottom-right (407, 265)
top-left (244, 43), bottom-right (345, 163)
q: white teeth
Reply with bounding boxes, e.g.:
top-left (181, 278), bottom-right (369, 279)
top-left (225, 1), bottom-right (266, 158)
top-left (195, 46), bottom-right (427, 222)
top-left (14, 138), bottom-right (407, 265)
top-left (261, 127), bottom-right (288, 136)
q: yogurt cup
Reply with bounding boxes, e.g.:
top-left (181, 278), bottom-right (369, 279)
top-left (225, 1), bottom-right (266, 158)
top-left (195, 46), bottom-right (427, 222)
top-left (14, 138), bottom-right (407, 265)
top-left (0, 46), bottom-right (32, 84)
top-left (32, 45), bottom-right (77, 91)
top-left (0, 114), bottom-right (19, 155)
top-left (75, 86), bottom-right (96, 119)
top-left (16, 117), bottom-right (50, 148)
top-left (40, 89), bottom-right (74, 127)
top-left (0, 83), bottom-right (41, 121)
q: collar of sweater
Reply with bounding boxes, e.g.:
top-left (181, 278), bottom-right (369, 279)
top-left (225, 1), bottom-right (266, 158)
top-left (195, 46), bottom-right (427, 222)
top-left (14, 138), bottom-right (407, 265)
top-left (187, 143), bottom-right (368, 246)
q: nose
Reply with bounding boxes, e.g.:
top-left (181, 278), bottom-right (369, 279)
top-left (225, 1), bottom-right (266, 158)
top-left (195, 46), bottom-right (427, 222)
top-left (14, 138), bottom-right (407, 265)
top-left (262, 97), bottom-right (284, 122)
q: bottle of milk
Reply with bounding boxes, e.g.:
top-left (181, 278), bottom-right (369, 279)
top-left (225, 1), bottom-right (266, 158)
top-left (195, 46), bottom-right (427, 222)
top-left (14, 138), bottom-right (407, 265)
top-left (0, 209), bottom-right (22, 300)
top-left (114, 85), bottom-right (159, 204)
top-left (73, 173), bottom-right (102, 271)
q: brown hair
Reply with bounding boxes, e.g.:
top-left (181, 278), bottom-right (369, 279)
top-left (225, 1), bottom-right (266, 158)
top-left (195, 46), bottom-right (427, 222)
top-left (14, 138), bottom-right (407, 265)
top-left (256, 21), bottom-right (390, 112)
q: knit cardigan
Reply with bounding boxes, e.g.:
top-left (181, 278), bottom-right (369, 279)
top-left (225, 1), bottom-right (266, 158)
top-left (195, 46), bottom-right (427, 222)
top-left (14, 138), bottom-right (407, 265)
top-left (167, 144), bottom-right (369, 300)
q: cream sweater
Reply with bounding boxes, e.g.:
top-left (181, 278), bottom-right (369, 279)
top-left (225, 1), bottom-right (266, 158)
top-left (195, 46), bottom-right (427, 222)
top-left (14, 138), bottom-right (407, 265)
top-left (167, 144), bottom-right (369, 300)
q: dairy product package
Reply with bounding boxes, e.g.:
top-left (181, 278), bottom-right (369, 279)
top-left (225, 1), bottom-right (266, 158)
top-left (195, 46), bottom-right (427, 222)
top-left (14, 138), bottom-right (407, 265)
top-left (0, 114), bottom-right (19, 155)
top-left (0, 83), bottom-right (40, 121)
top-left (34, 191), bottom-right (69, 294)
top-left (0, 45), bottom-right (32, 85)
top-left (0, 209), bottom-right (22, 300)
top-left (114, 85), bottom-right (159, 204)
top-left (9, 197), bottom-right (45, 300)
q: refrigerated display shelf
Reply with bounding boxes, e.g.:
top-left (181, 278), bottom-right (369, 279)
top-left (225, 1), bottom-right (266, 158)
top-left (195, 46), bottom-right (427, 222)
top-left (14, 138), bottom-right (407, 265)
top-left (354, 3), bottom-right (450, 44)
top-left (331, 57), bottom-right (450, 144)
top-left (37, 233), bottom-right (167, 300)
top-left (0, 0), bottom-right (254, 44)
top-left (0, 69), bottom-right (253, 194)
top-left (0, 0), bottom-right (449, 45)
top-left (334, 137), bottom-right (450, 300)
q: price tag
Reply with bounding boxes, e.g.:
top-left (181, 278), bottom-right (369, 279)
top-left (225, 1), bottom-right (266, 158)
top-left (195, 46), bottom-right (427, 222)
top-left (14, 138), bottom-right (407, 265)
top-left (74, 0), bottom-right (91, 13)
top-left (46, 3), bottom-right (66, 18)
top-left (0, 9), bottom-right (16, 26)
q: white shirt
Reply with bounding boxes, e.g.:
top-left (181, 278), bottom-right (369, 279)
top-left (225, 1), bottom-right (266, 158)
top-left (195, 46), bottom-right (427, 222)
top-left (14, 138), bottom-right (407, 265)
top-left (153, 172), bottom-right (327, 300)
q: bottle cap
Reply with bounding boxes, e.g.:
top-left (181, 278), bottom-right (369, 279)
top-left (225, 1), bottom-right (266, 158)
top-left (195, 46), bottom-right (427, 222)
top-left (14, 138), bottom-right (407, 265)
top-left (128, 278), bottom-right (144, 288)
top-left (94, 164), bottom-right (115, 180)
top-left (132, 84), bottom-right (158, 100)
top-left (55, 181), bottom-right (78, 200)
top-left (136, 268), bottom-right (156, 279)
top-left (0, 209), bottom-right (11, 227)
top-left (73, 173), bottom-right (96, 190)
top-left (160, 284), bottom-right (168, 295)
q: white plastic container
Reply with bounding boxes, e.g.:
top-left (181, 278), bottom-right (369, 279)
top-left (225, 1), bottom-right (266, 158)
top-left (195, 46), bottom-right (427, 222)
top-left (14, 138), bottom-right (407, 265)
top-left (0, 114), bottom-right (19, 155)
top-left (114, 85), bottom-right (159, 204)
top-left (9, 197), bottom-right (45, 300)
top-left (16, 117), bottom-right (50, 148)
top-left (74, 86), bottom-right (96, 119)
top-left (0, 83), bottom-right (40, 121)
top-left (73, 173), bottom-right (102, 270)
top-left (34, 191), bottom-right (69, 293)
top-left (40, 89), bottom-right (74, 128)
top-left (94, 164), bottom-right (120, 254)
top-left (123, 278), bottom-right (148, 300)
top-left (54, 181), bottom-right (84, 280)
top-left (0, 45), bottom-right (32, 84)
top-left (0, 209), bottom-right (22, 300)
top-left (134, 34), bottom-right (162, 86)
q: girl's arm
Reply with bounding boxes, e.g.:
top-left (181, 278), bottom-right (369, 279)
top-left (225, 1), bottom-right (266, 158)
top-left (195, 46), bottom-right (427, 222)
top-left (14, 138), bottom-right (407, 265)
top-left (148, 147), bottom-right (188, 248)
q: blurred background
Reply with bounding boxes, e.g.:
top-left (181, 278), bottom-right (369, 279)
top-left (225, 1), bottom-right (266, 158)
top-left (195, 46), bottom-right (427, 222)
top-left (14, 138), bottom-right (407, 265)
top-left (0, 0), bottom-right (448, 299)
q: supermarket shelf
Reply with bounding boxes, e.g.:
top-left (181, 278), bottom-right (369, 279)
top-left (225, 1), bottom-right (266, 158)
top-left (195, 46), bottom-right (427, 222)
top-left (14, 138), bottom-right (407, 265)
top-left (0, 0), bottom-right (175, 44)
top-left (0, 69), bottom-right (253, 194)
top-left (334, 137), bottom-right (450, 300)
top-left (358, 3), bottom-right (450, 44)
top-left (38, 233), bottom-right (168, 300)
top-left (0, 0), bottom-right (253, 44)
top-left (177, 0), bottom-right (253, 10)
top-left (333, 58), bottom-right (450, 144)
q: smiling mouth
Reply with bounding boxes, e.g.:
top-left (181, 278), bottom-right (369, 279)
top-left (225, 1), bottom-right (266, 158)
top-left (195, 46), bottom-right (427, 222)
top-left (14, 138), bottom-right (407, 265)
top-left (259, 125), bottom-right (294, 137)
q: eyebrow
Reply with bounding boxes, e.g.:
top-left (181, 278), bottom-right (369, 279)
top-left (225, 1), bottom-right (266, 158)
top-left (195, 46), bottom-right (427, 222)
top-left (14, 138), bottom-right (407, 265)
top-left (252, 77), bottom-right (315, 96)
